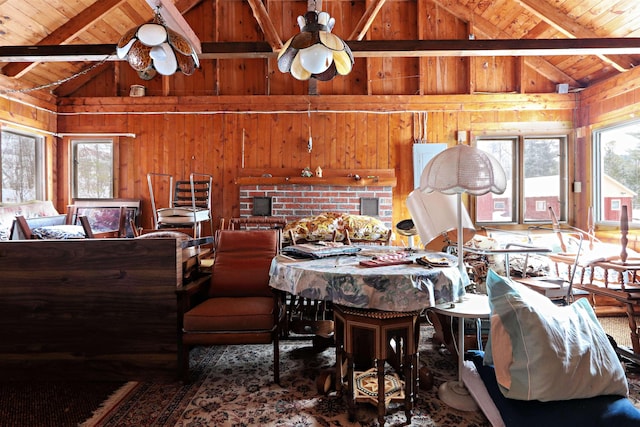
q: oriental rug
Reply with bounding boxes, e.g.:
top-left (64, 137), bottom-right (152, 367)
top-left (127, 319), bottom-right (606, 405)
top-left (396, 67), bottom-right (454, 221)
top-left (83, 323), bottom-right (640, 427)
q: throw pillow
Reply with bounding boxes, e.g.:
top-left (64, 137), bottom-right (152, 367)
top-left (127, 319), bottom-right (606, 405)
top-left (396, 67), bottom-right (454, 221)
top-left (484, 269), bottom-right (628, 401)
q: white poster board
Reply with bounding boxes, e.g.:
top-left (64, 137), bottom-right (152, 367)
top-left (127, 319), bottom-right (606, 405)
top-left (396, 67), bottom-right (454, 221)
top-left (413, 143), bottom-right (447, 189)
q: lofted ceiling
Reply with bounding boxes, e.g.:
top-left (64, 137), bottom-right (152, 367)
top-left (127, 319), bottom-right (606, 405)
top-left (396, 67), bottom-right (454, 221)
top-left (2, 0), bottom-right (640, 97)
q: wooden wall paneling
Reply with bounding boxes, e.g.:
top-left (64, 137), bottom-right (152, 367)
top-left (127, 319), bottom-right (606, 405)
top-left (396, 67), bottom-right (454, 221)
top-left (389, 112), bottom-right (415, 245)
top-left (330, 113), bottom-right (344, 167)
top-left (221, 114), bottom-right (239, 220)
top-left (190, 113), bottom-right (204, 175)
top-left (118, 136), bottom-right (133, 198)
top-left (363, 113), bottom-right (377, 168)
top-left (269, 114), bottom-right (286, 167)
top-left (321, 112), bottom-right (332, 170)
top-left (285, 110), bottom-right (306, 168)
top-left (267, 0), bottom-right (308, 95)
top-left (443, 111), bottom-right (458, 144)
top-left (438, 4), bottom-right (469, 95)
top-left (195, 0), bottom-right (217, 96)
top-left (309, 112), bottom-right (329, 171)
top-left (130, 114), bottom-right (148, 211)
top-left (523, 62), bottom-right (557, 94)
top-left (50, 135), bottom-right (61, 208)
top-left (342, 112), bottom-right (358, 169)
top-left (216, 0), bottom-right (267, 95)
top-left (374, 114), bottom-right (390, 169)
top-left (208, 114), bottom-right (225, 226)
top-left (366, 0), bottom-right (419, 96)
top-left (0, 96), bottom-right (56, 134)
top-left (57, 136), bottom-right (71, 210)
top-left (250, 114), bottom-right (264, 167)
top-left (313, 0), bottom-right (366, 96)
top-left (351, 112), bottom-right (367, 168)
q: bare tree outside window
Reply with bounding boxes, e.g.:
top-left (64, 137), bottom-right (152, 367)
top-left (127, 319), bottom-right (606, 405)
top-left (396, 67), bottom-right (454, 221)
top-left (73, 140), bottom-right (113, 199)
top-left (1, 130), bottom-right (39, 203)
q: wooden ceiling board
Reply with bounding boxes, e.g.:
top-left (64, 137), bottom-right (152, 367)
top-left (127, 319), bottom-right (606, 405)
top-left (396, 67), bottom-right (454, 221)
top-left (101, 1), bottom-right (154, 39)
top-left (1, 3), bottom-right (53, 44)
top-left (583, 0), bottom-right (639, 34)
top-left (3, 0), bottom-right (640, 94)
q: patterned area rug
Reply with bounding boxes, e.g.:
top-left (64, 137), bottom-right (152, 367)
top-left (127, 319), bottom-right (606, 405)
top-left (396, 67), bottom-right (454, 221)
top-left (0, 381), bottom-right (127, 427)
top-left (85, 324), bottom-right (640, 427)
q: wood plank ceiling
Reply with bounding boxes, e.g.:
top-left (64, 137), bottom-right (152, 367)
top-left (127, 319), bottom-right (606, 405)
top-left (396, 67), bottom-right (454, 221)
top-left (1, 0), bottom-right (640, 96)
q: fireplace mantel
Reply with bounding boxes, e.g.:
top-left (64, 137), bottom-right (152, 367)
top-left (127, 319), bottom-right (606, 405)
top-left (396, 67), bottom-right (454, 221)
top-left (235, 168), bottom-right (396, 187)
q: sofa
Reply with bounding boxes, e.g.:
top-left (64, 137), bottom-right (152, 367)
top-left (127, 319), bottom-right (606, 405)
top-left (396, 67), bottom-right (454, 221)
top-left (0, 200), bottom-right (60, 240)
top-left (282, 212), bottom-right (392, 245)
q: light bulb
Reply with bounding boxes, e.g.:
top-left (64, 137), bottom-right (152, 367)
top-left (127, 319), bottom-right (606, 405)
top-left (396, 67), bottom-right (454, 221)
top-left (299, 44), bottom-right (333, 74)
top-left (149, 45), bottom-right (167, 61)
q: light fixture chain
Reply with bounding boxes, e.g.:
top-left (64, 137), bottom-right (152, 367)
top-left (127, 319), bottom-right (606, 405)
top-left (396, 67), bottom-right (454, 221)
top-left (0, 56), bottom-right (111, 95)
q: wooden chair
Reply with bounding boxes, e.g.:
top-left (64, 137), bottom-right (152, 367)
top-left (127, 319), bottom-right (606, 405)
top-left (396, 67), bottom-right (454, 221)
top-left (70, 206), bottom-right (127, 238)
top-left (13, 214), bottom-right (85, 240)
top-left (178, 229), bottom-right (284, 383)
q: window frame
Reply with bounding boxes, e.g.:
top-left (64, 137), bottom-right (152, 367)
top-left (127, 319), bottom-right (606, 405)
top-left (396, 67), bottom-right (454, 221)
top-left (592, 119), bottom-right (640, 227)
top-left (0, 127), bottom-right (45, 203)
top-left (474, 134), bottom-right (569, 225)
top-left (71, 138), bottom-right (115, 200)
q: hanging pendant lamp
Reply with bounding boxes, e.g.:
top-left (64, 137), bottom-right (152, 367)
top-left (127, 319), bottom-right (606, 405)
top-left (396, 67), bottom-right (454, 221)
top-left (277, 10), bottom-right (354, 81)
top-left (117, 9), bottom-right (200, 80)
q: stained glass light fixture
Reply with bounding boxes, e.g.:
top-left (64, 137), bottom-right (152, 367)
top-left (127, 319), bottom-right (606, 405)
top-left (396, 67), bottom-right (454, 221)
top-left (277, 9), bottom-right (354, 81)
top-left (117, 9), bottom-right (199, 80)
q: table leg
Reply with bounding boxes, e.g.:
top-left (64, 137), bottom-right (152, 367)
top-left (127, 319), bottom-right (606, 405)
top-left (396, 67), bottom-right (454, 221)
top-left (376, 357), bottom-right (385, 427)
top-left (625, 303), bottom-right (640, 355)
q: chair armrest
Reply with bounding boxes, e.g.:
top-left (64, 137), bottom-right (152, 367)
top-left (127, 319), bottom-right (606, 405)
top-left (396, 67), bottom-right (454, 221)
top-left (177, 274), bottom-right (211, 315)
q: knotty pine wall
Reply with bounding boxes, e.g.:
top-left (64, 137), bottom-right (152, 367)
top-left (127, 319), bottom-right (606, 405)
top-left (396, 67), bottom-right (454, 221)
top-left (55, 95), bottom-right (576, 240)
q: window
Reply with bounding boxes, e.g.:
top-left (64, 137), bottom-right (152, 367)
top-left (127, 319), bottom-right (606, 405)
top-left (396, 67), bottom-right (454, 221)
top-left (593, 120), bottom-right (640, 224)
top-left (0, 129), bottom-right (44, 203)
top-left (72, 139), bottom-right (114, 199)
top-left (475, 136), bottom-right (568, 224)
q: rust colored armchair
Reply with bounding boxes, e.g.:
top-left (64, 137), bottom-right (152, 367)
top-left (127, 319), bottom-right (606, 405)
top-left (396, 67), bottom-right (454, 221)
top-left (178, 229), bottom-right (283, 383)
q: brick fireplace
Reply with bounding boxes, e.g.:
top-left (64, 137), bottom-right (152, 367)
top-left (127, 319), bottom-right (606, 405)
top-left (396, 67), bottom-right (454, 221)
top-left (238, 183), bottom-right (393, 227)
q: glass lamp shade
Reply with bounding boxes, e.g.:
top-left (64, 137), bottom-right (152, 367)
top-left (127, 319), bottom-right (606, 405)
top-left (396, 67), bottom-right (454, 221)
top-left (420, 144), bottom-right (507, 196)
top-left (299, 43), bottom-right (333, 74)
top-left (406, 190), bottom-right (475, 251)
top-left (277, 11), bottom-right (354, 81)
top-left (117, 15), bottom-right (199, 79)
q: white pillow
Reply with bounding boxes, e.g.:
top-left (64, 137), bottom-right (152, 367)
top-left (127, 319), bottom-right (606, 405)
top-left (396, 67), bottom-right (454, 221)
top-left (484, 269), bottom-right (628, 401)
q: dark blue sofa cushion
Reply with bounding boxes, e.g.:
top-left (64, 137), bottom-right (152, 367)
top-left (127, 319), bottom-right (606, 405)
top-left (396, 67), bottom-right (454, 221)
top-left (467, 350), bottom-right (640, 427)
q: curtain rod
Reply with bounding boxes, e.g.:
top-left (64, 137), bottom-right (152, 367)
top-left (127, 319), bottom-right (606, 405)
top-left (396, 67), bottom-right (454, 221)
top-left (55, 132), bottom-right (137, 138)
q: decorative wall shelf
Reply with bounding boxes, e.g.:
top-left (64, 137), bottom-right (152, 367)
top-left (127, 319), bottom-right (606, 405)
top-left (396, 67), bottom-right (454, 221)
top-left (235, 168), bottom-right (397, 187)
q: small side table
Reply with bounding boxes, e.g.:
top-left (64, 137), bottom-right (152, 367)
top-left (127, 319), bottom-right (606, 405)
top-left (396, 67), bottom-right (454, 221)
top-left (333, 305), bottom-right (421, 426)
top-left (430, 293), bottom-right (490, 411)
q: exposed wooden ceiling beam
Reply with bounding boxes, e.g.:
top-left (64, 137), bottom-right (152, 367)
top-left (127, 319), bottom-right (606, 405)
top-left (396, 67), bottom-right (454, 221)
top-left (3, 38), bottom-right (640, 63)
top-left (349, 0), bottom-right (387, 41)
top-left (2, 0), bottom-right (128, 79)
top-left (246, 0), bottom-right (283, 51)
top-left (431, 0), bottom-right (580, 87)
top-left (514, 0), bottom-right (632, 72)
top-left (146, 0), bottom-right (202, 53)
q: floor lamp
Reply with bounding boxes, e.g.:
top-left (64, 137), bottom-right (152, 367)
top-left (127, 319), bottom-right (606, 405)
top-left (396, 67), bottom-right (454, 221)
top-left (413, 143), bottom-right (507, 411)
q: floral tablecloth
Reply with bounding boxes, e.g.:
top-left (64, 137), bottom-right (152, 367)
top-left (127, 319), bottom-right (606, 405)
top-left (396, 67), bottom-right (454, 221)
top-left (269, 248), bottom-right (469, 312)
